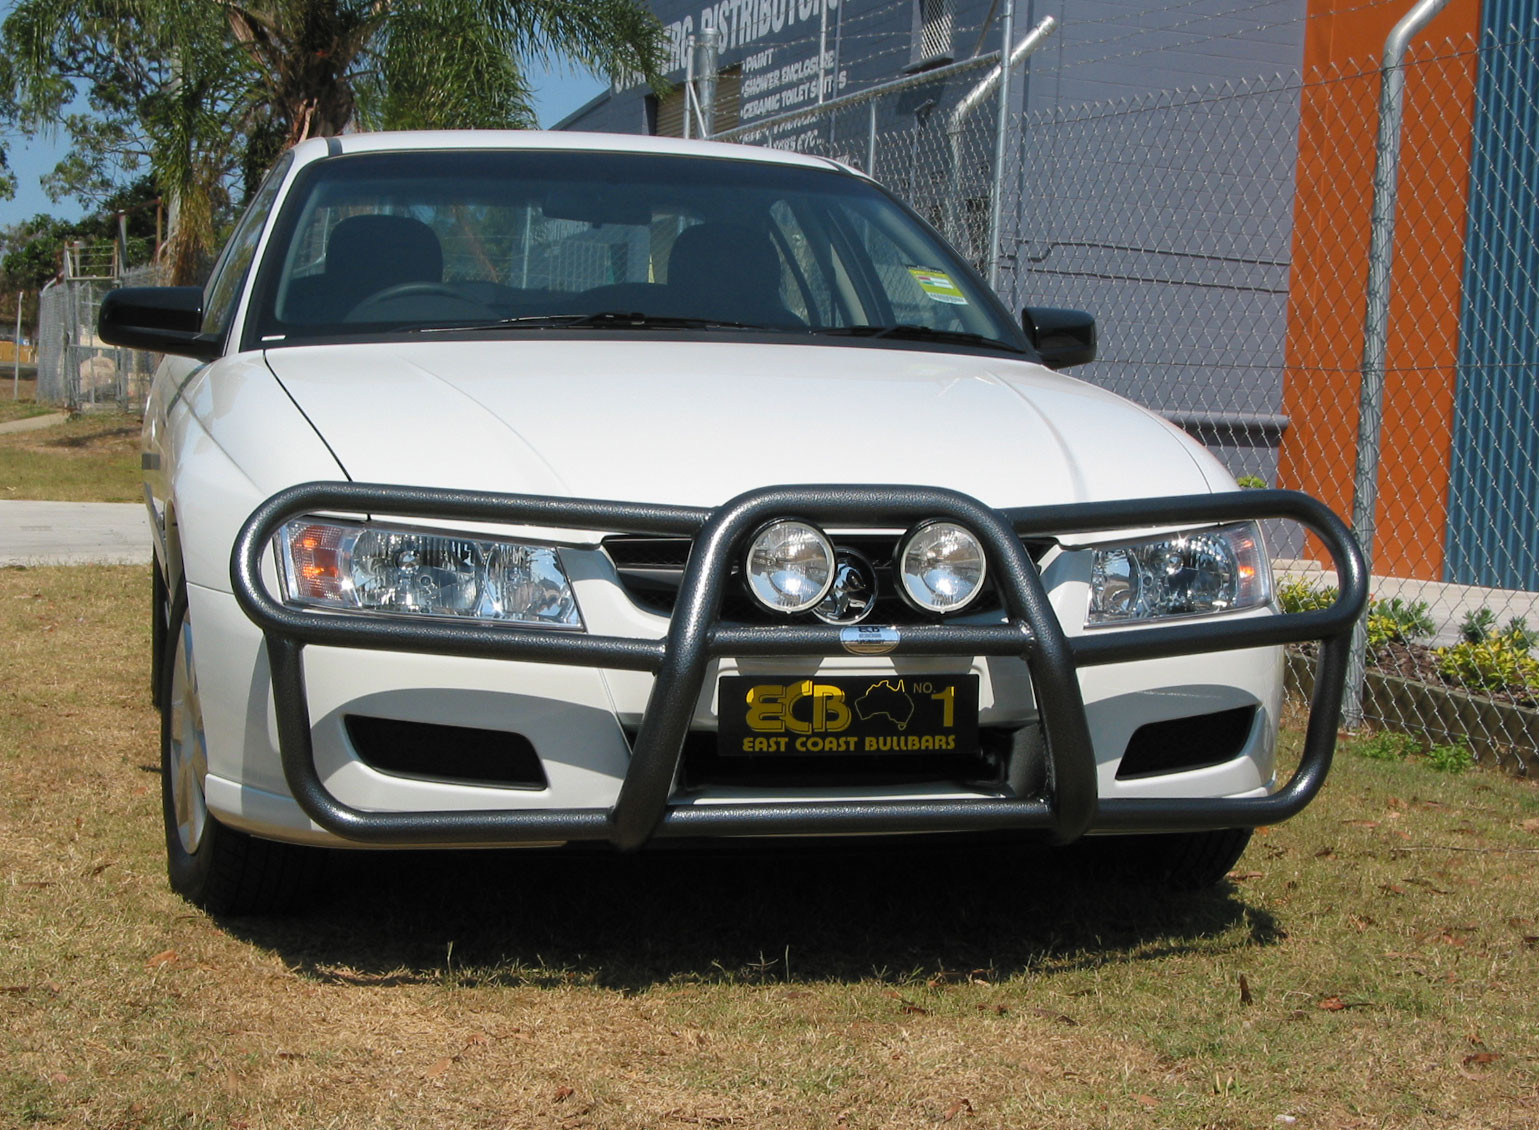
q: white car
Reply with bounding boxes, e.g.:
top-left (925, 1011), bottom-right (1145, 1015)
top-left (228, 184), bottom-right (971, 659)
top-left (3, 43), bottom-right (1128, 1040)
top-left (101, 131), bottom-right (1364, 914)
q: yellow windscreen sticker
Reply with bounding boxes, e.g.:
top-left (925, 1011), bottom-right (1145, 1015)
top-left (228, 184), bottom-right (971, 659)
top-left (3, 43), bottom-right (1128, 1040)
top-left (907, 267), bottom-right (968, 305)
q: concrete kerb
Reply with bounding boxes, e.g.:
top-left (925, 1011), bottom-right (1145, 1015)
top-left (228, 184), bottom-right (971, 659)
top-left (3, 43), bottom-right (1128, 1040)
top-left (0, 501), bottom-right (152, 567)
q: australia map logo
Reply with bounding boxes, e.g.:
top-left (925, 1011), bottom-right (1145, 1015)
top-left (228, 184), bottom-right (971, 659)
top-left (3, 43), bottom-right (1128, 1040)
top-left (855, 679), bottom-right (916, 730)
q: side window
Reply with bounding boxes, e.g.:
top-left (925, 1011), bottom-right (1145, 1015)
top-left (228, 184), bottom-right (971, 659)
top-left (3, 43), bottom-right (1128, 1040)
top-left (202, 153), bottom-right (293, 337)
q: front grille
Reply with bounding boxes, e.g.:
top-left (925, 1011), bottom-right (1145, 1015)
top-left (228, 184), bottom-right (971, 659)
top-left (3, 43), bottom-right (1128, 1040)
top-left (603, 534), bottom-right (1053, 624)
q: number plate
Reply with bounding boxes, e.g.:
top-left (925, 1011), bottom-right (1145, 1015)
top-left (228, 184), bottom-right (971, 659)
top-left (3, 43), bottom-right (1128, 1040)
top-left (718, 675), bottom-right (979, 757)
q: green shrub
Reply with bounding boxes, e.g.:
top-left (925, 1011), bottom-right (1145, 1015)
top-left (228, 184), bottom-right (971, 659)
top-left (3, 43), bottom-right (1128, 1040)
top-left (1460, 607), bottom-right (1497, 643)
top-left (1351, 731), bottom-right (1419, 762)
top-left (1424, 742), bottom-right (1474, 774)
top-left (1436, 633), bottom-right (1539, 695)
top-left (1458, 608), bottom-right (1539, 651)
top-left (1366, 596), bottom-right (1435, 650)
top-left (1277, 578), bottom-right (1337, 615)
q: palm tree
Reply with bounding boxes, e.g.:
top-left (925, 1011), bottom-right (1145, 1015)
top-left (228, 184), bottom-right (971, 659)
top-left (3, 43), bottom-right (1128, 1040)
top-left (2, 0), bottom-right (667, 281)
top-left (225, 0), bottom-right (667, 142)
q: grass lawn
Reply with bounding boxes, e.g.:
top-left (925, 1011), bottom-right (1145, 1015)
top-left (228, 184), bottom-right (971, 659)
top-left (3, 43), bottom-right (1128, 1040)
top-left (2, 565), bottom-right (1536, 1128)
top-left (0, 406), bottom-right (141, 502)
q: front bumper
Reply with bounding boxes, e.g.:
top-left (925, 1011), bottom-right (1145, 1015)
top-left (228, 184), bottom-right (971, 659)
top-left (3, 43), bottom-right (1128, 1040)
top-left (232, 483), bottom-right (1366, 850)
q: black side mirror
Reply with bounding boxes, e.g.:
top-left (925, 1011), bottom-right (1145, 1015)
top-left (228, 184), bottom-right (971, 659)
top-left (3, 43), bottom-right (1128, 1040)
top-left (97, 287), bottom-right (222, 362)
top-left (1022, 306), bottom-right (1096, 370)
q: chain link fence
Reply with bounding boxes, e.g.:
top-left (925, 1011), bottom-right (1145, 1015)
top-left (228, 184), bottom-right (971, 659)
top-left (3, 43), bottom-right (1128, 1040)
top-left (35, 258), bottom-right (162, 414)
top-left (726, 21), bottom-right (1538, 769)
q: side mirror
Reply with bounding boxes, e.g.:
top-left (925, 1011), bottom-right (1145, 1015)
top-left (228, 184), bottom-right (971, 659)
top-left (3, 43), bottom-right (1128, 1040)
top-left (1022, 306), bottom-right (1096, 370)
top-left (97, 287), bottom-right (222, 362)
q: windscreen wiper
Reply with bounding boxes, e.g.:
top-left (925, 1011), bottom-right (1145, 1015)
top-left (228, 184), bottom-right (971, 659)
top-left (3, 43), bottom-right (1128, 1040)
top-left (415, 311), bottom-right (778, 333)
top-left (810, 323), bottom-right (1026, 353)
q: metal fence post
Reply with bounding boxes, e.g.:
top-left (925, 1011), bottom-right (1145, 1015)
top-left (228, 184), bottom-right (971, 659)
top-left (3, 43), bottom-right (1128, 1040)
top-left (989, 0), bottom-right (1016, 290)
top-left (867, 101), bottom-right (878, 174)
top-left (1344, 0), bottom-right (1453, 728)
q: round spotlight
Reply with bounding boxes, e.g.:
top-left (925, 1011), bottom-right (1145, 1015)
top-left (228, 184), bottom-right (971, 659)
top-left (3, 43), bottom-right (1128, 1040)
top-left (744, 520), bottom-right (836, 614)
top-left (898, 522), bottom-right (988, 613)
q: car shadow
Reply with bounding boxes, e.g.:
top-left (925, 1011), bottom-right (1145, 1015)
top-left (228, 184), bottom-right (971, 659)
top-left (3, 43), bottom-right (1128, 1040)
top-left (220, 838), bottom-right (1285, 990)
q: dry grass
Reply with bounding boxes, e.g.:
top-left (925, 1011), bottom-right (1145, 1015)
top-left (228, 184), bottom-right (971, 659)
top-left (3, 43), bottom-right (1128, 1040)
top-left (0, 377), bottom-right (56, 425)
top-left (3, 564), bottom-right (1537, 1129)
top-left (0, 409), bottom-right (142, 502)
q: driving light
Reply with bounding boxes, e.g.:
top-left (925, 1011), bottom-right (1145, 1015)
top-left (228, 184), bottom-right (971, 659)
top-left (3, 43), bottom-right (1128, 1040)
top-left (1087, 522), bottom-right (1270, 625)
top-left (897, 521), bottom-right (987, 613)
top-left (277, 519), bottom-right (581, 628)
top-left (744, 520), bottom-right (836, 614)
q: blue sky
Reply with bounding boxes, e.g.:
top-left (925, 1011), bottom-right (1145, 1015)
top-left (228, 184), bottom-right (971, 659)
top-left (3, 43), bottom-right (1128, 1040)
top-left (0, 59), bottom-right (607, 227)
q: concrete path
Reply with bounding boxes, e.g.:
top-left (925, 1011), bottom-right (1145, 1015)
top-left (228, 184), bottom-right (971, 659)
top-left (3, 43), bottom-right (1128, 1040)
top-left (0, 501), bottom-right (151, 566)
top-left (0, 412), bottom-right (69, 435)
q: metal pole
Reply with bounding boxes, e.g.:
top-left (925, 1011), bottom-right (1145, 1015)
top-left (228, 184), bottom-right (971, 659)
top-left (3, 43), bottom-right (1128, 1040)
top-left (867, 101), bottom-right (878, 175)
top-left (1344, 0), bottom-right (1452, 728)
top-left (12, 293), bottom-right (21, 400)
top-left (942, 17), bottom-right (1056, 263)
top-left (697, 25), bottom-right (721, 137)
top-left (817, 0), bottom-right (828, 105)
top-left (988, 0), bottom-right (1016, 290)
top-left (683, 34), bottom-right (695, 140)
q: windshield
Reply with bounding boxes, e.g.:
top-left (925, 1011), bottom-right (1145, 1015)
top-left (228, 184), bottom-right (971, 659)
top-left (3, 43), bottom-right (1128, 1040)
top-left (246, 149), bottom-right (1027, 353)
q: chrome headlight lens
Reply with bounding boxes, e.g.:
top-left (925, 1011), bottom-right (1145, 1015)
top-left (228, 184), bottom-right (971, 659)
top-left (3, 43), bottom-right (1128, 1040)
top-left (277, 519), bottom-right (582, 628)
top-left (744, 520), bottom-right (836, 614)
top-left (1087, 522), bottom-right (1270, 625)
top-left (898, 521), bottom-right (988, 614)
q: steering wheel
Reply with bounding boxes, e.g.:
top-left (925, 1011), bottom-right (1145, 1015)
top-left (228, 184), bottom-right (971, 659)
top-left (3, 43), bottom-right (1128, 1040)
top-left (345, 282), bottom-right (495, 321)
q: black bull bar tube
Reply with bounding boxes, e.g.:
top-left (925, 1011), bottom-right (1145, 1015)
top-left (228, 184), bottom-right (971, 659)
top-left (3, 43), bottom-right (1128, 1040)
top-left (232, 483), bottom-right (1367, 851)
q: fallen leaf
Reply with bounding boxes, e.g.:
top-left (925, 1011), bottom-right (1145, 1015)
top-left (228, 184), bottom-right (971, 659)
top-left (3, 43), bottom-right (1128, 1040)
top-left (1228, 870), bottom-right (1263, 881)
top-left (1463, 1052), bottom-right (1500, 1067)
top-left (1, 986), bottom-right (29, 995)
top-left (553, 1086), bottom-right (575, 1102)
top-left (901, 1002), bottom-right (929, 1015)
top-left (1524, 936), bottom-right (1539, 948)
top-left (942, 1097), bottom-right (973, 1121)
top-left (1314, 846), bottom-right (1336, 859)
top-left (1520, 818), bottom-right (1539, 835)
top-left (1317, 996), bottom-right (1347, 1011)
top-left (975, 1003), bottom-right (1008, 1015)
top-left (1380, 883), bottom-right (1406, 896)
top-left (1032, 1007), bottom-right (1078, 1026)
top-left (425, 1058), bottom-right (453, 1079)
top-left (1344, 819), bottom-right (1379, 828)
top-left (146, 949), bottom-right (178, 969)
top-left (1133, 1093), bottom-right (1158, 1108)
top-left (1239, 974), bottom-right (1253, 1006)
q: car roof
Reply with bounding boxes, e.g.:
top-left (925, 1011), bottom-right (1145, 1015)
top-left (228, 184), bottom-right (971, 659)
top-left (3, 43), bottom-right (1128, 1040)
top-left (289, 130), bottom-right (864, 178)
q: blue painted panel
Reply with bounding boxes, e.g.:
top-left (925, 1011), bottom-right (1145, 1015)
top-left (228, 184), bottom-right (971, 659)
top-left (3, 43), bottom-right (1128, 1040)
top-left (1446, 5), bottom-right (1539, 590)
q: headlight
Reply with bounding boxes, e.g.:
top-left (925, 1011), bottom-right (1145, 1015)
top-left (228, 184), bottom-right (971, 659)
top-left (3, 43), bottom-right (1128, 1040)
top-left (897, 521), bottom-right (988, 614)
top-left (1087, 522), bottom-right (1269, 625)
top-left (744, 520), bottom-right (836, 614)
top-left (277, 519), bottom-right (582, 628)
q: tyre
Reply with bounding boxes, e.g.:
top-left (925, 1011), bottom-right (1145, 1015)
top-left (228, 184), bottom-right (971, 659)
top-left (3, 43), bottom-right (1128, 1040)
top-left (161, 586), bottom-right (323, 914)
top-left (1125, 828), bottom-right (1254, 891)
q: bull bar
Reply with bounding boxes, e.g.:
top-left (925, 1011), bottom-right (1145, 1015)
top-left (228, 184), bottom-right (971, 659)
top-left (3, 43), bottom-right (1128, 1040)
top-left (232, 482), bottom-right (1367, 851)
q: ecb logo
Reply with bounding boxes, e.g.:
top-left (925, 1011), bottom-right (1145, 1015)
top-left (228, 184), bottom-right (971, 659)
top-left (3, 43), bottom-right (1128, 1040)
top-left (744, 680), bottom-right (852, 733)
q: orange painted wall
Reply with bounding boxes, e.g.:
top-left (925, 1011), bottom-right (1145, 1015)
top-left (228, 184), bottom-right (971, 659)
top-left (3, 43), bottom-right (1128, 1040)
top-left (1277, 0), bottom-right (1482, 578)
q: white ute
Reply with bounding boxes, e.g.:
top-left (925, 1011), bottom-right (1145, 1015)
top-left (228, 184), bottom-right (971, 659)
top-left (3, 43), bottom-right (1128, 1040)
top-left (100, 131), bottom-right (1365, 914)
